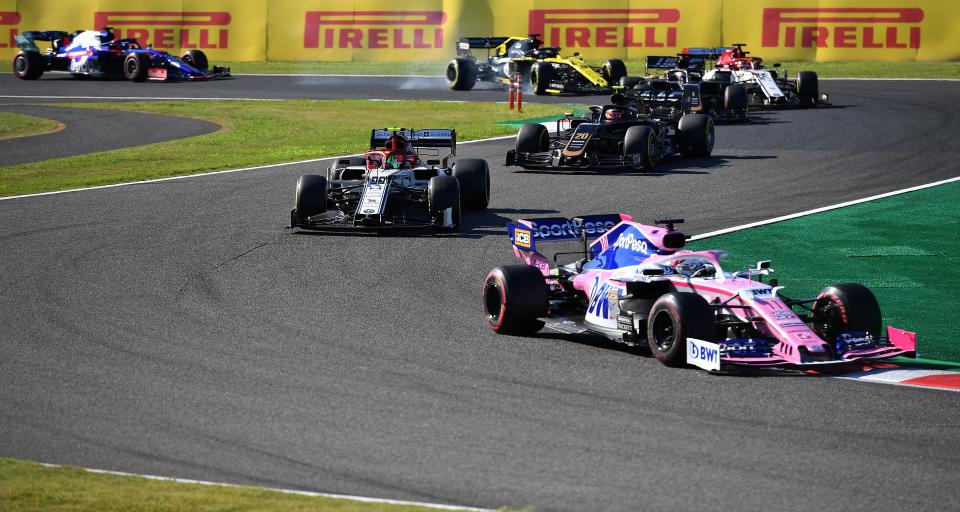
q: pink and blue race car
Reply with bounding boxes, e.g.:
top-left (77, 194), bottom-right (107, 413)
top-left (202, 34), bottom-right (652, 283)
top-left (482, 214), bottom-right (916, 370)
top-left (13, 28), bottom-right (229, 81)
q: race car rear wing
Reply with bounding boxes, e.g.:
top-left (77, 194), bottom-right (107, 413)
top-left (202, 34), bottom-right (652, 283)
top-left (16, 31), bottom-right (70, 51)
top-left (370, 128), bottom-right (457, 155)
top-left (458, 37), bottom-right (511, 50)
top-left (507, 214), bottom-right (630, 252)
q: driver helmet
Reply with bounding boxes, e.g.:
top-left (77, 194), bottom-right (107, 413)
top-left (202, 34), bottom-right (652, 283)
top-left (673, 259), bottom-right (715, 277)
top-left (604, 108), bottom-right (623, 121)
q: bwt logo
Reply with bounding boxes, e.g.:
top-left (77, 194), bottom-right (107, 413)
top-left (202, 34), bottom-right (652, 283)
top-left (93, 11), bottom-right (231, 49)
top-left (528, 9), bottom-right (679, 49)
top-left (762, 8), bottom-right (923, 49)
top-left (0, 11), bottom-right (20, 49)
top-left (304, 11), bottom-right (446, 49)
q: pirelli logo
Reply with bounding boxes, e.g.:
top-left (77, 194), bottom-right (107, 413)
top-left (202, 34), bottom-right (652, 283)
top-left (304, 11), bottom-right (446, 49)
top-left (762, 8), bottom-right (924, 49)
top-left (0, 11), bottom-right (20, 49)
top-left (93, 11), bottom-right (231, 49)
top-left (528, 9), bottom-right (679, 49)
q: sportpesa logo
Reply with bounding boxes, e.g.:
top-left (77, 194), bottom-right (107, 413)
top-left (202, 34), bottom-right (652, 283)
top-left (530, 219), bottom-right (616, 238)
top-left (612, 232), bottom-right (650, 254)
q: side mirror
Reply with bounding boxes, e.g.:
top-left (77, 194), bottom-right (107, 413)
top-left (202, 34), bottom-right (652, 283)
top-left (756, 260), bottom-right (771, 270)
top-left (427, 159), bottom-right (440, 165)
top-left (642, 267), bottom-right (664, 276)
top-left (773, 63), bottom-right (781, 67)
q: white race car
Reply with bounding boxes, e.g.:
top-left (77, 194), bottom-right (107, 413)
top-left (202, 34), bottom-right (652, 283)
top-left (701, 44), bottom-right (828, 108)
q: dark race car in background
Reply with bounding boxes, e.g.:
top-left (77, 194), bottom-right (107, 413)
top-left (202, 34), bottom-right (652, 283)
top-left (12, 28), bottom-right (230, 81)
top-left (506, 96), bottom-right (714, 173)
top-left (446, 34), bottom-right (627, 95)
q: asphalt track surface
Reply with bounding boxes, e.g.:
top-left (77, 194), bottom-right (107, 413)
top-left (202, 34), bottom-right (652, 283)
top-left (1, 77), bottom-right (959, 511)
top-left (0, 104), bottom-right (219, 166)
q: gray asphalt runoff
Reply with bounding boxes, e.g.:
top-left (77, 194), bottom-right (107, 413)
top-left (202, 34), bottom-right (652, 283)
top-left (1, 78), bottom-right (959, 512)
top-left (0, 105), bottom-right (219, 166)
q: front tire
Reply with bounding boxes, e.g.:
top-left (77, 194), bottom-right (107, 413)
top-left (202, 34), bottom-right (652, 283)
top-left (619, 76), bottom-right (641, 89)
top-left (677, 113), bottom-right (715, 157)
top-left (797, 71), bottom-right (819, 106)
top-left (446, 58), bottom-right (477, 91)
top-left (530, 62), bottom-right (553, 95)
top-left (812, 283), bottom-right (882, 344)
top-left (647, 293), bottom-right (715, 366)
top-left (294, 175), bottom-right (328, 225)
top-left (516, 123), bottom-right (549, 154)
top-left (13, 52), bottom-right (45, 80)
top-left (623, 125), bottom-right (655, 172)
top-left (123, 53), bottom-right (150, 82)
top-left (452, 159), bottom-right (490, 210)
top-left (483, 265), bottom-right (548, 334)
top-left (427, 175), bottom-right (461, 231)
top-left (181, 50), bottom-right (208, 70)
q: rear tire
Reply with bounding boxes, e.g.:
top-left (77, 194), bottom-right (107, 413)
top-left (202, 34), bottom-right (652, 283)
top-left (812, 283), bottom-right (882, 344)
top-left (452, 159), bottom-right (490, 210)
top-left (446, 58), bottom-right (477, 91)
top-left (181, 50), bottom-right (208, 70)
top-left (619, 76), bottom-right (641, 89)
top-left (294, 175), bottom-right (328, 224)
top-left (530, 62), bottom-right (553, 95)
top-left (603, 59), bottom-right (627, 85)
top-left (428, 175), bottom-right (461, 231)
top-left (13, 52), bottom-right (45, 80)
top-left (677, 113), bottom-right (715, 157)
top-left (623, 125), bottom-right (655, 172)
top-left (516, 123), bottom-right (549, 154)
top-left (724, 83), bottom-right (747, 112)
top-left (797, 71), bottom-right (819, 106)
top-left (647, 293), bottom-right (715, 366)
top-left (123, 53), bottom-right (150, 82)
top-left (483, 265), bottom-right (549, 334)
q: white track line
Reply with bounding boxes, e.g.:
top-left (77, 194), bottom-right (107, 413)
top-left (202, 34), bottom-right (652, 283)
top-left (820, 77), bottom-right (960, 81)
top-left (36, 462), bottom-right (491, 511)
top-left (0, 135), bottom-right (514, 202)
top-left (688, 175), bottom-right (960, 241)
top-left (233, 73), bottom-right (441, 78)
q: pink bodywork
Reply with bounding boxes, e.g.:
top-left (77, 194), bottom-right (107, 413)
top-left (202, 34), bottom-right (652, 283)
top-left (510, 218), bottom-right (917, 367)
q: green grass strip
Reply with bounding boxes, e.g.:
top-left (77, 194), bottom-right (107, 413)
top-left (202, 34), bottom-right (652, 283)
top-left (0, 457), bottom-right (517, 511)
top-left (687, 180), bottom-right (960, 362)
top-left (0, 99), bottom-right (577, 197)
top-left (0, 112), bottom-right (60, 141)
top-left (223, 60), bottom-right (960, 79)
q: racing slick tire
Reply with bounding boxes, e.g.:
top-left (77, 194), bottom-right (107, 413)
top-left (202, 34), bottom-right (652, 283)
top-left (603, 59), bottom-right (627, 85)
top-left (647, 292), bottom-right (716, 366)
top-left (13, 51), bottom-right (45, 80)
top-left (483, 265), bottom-right (549, 335)
top-left (327, 157), bottom-right (366, 181)
top-left (452, 159), bottom-right (490, 210)
top-left (724, 83), bottom-right (748, 113)
top-left (181, 50), bottom-right (209, 70)
top-left (624, 125), bottom-right (656, 172)
top-left (446, 58), bottom-right (478, 91)
top-left (677, 113), bottom-right (715, 158)
top-left (812, 283), bottom-right (883, 344)
top-left (294, 175), bottom-right (328, 225)
top-left (530, 62), bottom-right (553, 95)
top-left (123, 53), bottom-right (150, 82)
top-left (516, 123), bottom-right (549, 154)
top-left (619, 76), bottom-right (641, 89)
top-left (428, 175), bottom-right (461, 231)
top-left (797, 71), bottom-right (819, 106)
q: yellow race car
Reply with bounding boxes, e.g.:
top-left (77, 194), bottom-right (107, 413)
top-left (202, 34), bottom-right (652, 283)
top-left (445, 34), bottom-right (627, 95)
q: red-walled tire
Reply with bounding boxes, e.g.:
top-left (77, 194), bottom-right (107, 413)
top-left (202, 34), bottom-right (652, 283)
top-left (483, 265), bottom-right (548, 334)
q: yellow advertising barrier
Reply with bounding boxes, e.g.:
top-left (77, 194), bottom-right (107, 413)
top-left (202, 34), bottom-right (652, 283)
top-left (1, 0), bottom-right (958, 62)
top-left (722, 0), bottom-right (960, 61)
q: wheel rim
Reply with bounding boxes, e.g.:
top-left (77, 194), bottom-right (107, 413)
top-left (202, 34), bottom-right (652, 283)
top-left (446, 64), bottom-right (457, 83)
top-left (651, 310), bottom-right (677, 351)
top-left (484, 281), bottom-right (503, 322)
top-left (125, 58), bottom-right (137, 76)
top-left (706, 124), bottom-right (715, 151)
top-left (14, 56), bottom-right (26, 74)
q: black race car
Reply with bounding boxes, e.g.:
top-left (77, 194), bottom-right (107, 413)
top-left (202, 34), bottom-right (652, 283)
top-left (506, 97), bottom-right (714, 173)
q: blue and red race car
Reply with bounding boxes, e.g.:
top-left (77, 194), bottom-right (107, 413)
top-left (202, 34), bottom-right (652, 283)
top-left (12, 28), bottom-right (229, 81)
